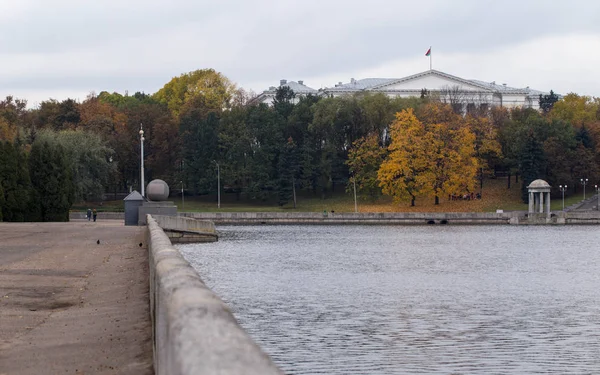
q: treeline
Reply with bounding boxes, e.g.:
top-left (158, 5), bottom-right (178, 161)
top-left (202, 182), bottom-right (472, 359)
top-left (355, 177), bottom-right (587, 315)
top-left (1, 68), bottom-right (599, 220)
top-left (0, 140), bottom-right (73, 221)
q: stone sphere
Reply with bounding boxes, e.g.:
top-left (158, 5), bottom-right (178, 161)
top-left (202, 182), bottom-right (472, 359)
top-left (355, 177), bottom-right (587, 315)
top-left (146, 179), bottom-right (170, 201)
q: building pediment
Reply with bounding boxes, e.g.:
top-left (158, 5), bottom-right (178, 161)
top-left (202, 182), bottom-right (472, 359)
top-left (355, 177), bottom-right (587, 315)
top-left (371, 70), bottom-right (491, 93)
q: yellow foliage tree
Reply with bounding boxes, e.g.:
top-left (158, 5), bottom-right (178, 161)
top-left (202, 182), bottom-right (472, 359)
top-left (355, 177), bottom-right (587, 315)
top-left (0, 117), bottom-right (17, 142)
top-left (153, 69), bottom-right (236, 118)
top-left (377, 109), bottom-right (429, 206)
top-left (550, 93), bottom-right (599, 126)
top-left (420, 122), bottom-right (479, 204)
top-left (378, 106), bottom-right (479, 206)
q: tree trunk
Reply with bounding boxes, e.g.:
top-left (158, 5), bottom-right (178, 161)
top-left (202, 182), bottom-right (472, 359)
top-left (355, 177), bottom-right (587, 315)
top-left (411, 196), bottom-right (415, 206)
top-left (480, 168), bottom-right (484, 192)
top-left (292, 177), bottom-right (297, 209)
top-left (435, 195), bottom-right (439, 205)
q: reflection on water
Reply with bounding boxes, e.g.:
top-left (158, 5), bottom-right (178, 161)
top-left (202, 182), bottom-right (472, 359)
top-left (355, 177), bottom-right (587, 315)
top-left (179, 225), bottom-right (600, 374)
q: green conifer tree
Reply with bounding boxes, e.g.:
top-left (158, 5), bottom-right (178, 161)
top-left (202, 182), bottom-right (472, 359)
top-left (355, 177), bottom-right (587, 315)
top-left (520, 131), bottom-right (546, 202)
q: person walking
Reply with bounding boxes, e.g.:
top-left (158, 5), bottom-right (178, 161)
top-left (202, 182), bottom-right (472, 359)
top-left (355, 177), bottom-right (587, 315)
top-left (92, 208), bottom-right (97, 222)
top-left (86, 208), bottom-right (92, 221)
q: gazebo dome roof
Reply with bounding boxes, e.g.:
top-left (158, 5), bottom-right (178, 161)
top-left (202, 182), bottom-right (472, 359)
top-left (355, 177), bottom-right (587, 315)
top-left (527, 179), bottom-right (551, 189)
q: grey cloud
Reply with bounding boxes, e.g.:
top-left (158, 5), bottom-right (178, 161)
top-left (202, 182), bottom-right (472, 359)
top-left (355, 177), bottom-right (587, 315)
top-left (1, 0), bottom-right (599, 100)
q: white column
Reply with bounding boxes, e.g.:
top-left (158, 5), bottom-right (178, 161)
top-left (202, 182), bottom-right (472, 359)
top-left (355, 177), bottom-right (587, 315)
top-left (546, 192), bottom-right (551, 215)
top-left (529, 192), bottom-right (534, 213)
top-left (539, 192), bottom-right (544, 213)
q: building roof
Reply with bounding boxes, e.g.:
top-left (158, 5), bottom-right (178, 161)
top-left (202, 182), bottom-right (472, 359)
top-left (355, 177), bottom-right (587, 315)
top-left (123, 190), bottom-right (144, 201)
top-left (251, 79), bottom-right (318, 105)
top-left (527, 179), bottom-right (551, 189)
top-left (326, 78), bottom-right (397, 92)
top-left (262, 80), bottom-right (317, 95)
top-left (323, 70), bottom-right (551, 96)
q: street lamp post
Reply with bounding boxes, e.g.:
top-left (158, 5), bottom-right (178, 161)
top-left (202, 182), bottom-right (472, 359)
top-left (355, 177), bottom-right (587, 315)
top-left (181, 181), bottom-right (184, 212)
top-left (139, 124), bottom-right (145, 197)
top-left (596, 184), bottom-right (600, 211)
top-left (581, 178), bottom-right (589, 200)
top-left (352, 176), bottom-right (358, 213)
top-left (559, 185), bottom-right (567, 211)
top-left (213, 160), bottom-right (220, 209)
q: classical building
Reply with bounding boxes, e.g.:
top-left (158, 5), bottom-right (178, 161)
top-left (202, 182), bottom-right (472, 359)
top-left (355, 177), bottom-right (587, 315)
top-left (255, 70), bottom-right (553, 111)
top-left (253, 79), bottom-right (318, 105)
top-left (322, 69), bottom-right (550, 110)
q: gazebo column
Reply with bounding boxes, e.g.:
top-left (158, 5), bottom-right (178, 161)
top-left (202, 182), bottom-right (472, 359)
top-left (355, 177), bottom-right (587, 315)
top-left (546, 192), bottom-right (551, 215)
top-left (539, 192), bottom-right (544, 213)
top-left (529, 192), bottom-right (534, 213)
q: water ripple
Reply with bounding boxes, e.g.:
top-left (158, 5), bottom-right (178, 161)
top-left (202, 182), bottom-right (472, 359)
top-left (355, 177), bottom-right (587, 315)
top-left (179, 225), bottom-right (600, 374)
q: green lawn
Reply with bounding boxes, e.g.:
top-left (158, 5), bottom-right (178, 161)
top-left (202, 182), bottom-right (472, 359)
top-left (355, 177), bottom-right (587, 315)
top-left (72, 177), bottom-right (591, 213)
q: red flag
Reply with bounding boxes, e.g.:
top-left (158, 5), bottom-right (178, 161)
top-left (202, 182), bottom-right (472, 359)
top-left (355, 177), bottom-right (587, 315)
top-left (425, 48), bottom-right (431, 56)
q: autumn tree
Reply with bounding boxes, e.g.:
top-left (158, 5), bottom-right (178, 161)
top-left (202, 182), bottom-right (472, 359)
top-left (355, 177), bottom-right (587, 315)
top-left (80, 93), bottom-right (128, 137)
top-left (379, 105), bottom-right (479, 206)
top-left (420, 122), bottom-right (478, 204)
top-left (550, 93), bottom-right (599, 125)
top-left (153, 69), bottom-right (236, 118)
top-left (0, 96), bottom-right (27, 142)
top-left (347, 134), bottom-right (386, 200)
top-left (378, 110), bottom-right (427, 206)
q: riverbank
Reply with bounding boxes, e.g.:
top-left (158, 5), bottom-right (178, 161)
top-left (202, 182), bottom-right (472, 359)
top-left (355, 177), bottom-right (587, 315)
top-left (0, 221), bottom-right (153, 374)
top-left (182, 211), bottom-right (600, 225)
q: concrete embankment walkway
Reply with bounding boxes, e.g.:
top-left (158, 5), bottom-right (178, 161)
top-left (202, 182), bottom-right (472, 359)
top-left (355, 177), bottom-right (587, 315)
top-left (0, 221), bottom-right (153, 374)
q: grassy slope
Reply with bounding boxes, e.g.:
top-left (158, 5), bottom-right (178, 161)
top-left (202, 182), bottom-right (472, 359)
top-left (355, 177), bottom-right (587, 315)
top-left (74, 177), bottom-right (588, 213)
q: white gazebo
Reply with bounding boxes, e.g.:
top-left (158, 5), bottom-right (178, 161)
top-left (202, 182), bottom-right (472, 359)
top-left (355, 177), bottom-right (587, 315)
top-left (527, 179), bottom-right (552, 216)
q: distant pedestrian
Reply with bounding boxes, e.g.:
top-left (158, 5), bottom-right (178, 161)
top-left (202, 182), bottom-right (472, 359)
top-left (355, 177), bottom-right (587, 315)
top-left (92, 209), bottom-right (97, 222)
top-left (86, 208), bottom-right (92, 221)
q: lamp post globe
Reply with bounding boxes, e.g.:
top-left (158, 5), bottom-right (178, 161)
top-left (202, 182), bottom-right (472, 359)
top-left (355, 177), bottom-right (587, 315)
top-left (559, 184), bottom-right (567, 211)
top-left (581, 178), bottom-right (589, 200)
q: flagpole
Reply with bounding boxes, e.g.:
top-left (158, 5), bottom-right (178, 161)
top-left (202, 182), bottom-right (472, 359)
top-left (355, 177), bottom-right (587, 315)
top-left (430, 46), bottom-right (432, 70)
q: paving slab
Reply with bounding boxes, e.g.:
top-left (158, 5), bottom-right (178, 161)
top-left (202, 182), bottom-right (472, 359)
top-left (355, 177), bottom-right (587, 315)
top-left (0, 220), bottom-right (153, 375)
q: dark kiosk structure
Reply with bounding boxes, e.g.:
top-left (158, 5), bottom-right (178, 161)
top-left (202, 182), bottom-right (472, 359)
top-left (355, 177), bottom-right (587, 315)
top-left (123, 190), bottom-right (145, 226)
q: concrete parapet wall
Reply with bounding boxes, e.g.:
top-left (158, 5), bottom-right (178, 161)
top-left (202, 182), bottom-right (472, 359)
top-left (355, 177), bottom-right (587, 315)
top-left (69, 211), bottom-right (124, 220)
top-left (146, 215), bottom-right (282, 375)
top-left (154, 215), bottom-right (217, 233)
top-left (182, 211), bottom-right (516, 225)
top-left (153, 215), bottom-right (218, 243)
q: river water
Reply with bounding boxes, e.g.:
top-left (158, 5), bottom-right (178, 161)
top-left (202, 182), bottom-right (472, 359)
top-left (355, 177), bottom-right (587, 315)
top-left (179, 225), bottom-right (600, 374)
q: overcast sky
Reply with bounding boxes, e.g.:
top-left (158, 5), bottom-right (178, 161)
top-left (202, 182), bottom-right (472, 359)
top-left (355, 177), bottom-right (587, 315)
top-left (1, 0), bottom-right (599, 106)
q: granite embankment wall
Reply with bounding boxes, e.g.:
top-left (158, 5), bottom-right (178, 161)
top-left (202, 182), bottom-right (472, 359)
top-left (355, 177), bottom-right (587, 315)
top-left (70, 210), bottom-right (600, 225)
top-left (146, 215), bottom-right (282, 375)
top-left (182, 211), bottom-right (517, 225)
top-left (563, 211), bottom-right (600, 224)
top-left (152, 215), bottom-right (218, 243)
